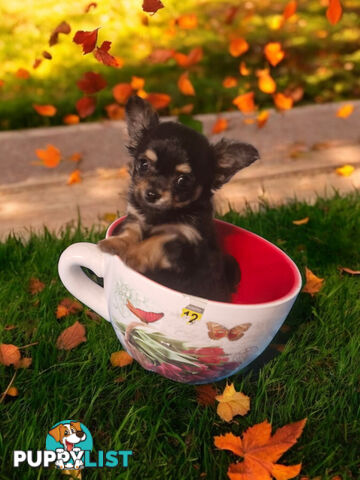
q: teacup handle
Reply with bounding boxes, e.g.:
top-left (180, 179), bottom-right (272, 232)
top-left (58, 242), bottom-right (110, 322)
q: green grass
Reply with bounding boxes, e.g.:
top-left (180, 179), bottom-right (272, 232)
top-left (1, 191), bottom-right (360, 479)
top-left (0, 0), bottom-right (360, 130)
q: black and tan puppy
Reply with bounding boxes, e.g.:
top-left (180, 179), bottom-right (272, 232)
top-left (98, 96), bottom-right (259, 302)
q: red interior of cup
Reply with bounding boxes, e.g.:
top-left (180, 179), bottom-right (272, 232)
top-left (107, 218), bottom-right (301, 305)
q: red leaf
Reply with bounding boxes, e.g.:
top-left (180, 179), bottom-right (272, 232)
top-left (148, 48), bottom-right (175, 63)
top-left (33, 104), bottom-right (57, 117)
top-left (94, 41), bottom-right (119, 67)
top-left (327, 0), bottom-right (342, 24)
top-left (49, 21), bottom-right (71, 46)
top-left (195, 384), bottom-right (218, 406)
top-left (42, 51), bottom-right (52, 60)
top-left (76, 96), bottom-right (96, 118)
top-left (77, 71), bottom-right (107, 94)
top-left (112, 83), bottom-right (133, 104)
top-left (15, 68), bottom-right (30, 79)
top-left (142, 0), bottom-right (164, 15)
top-left (73, 28), bottom-right (99, 54)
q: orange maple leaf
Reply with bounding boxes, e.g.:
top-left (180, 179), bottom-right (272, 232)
top-left (94, 41), bottom-right (119, 67)
top-left (173, 47), bottom-right (203, 68)
top-left (67, 169), bottom-right (82, 185)
top-left (178, 72), bottom-right (195, 96)
top-left (146, 93), bottom-right (171, 109)
top-left (35, 144), bottom-right (61, 168)
top-left (273, 93), bottom-right (293, 111)
top-left (131, 76), bottom-right (145, 90)
top-left (229, 38), bottom-right (249, 57)
top-left (233, 92), bottom-right (255, 113)
top-left (63, 114), bottom-right (80, 125)
top-left (176, 14), bottom-right (198, 29)
top-left (215, 383), bottom-right (250, 422)
top-left (239, 61), bottom-right (250, 76)
top-left (110, 351), bottom-right (134, 367)
top-left (283, 0), bottom-right (297, 20)
top-left (223, 76), bottom-right (237, 88)
top-left (56, 321), bottom-right (87, 350)
top-left (33, 104), bottom-right (57, 117)
top-left (105, 103), bottom-right (125, 120)
top-left (264, 42), bottom-right (285, 67)
top-left (214, 419), bottom-right (307, 480)
top-left (0, 344), bottom-right (21, 366)
top-left (257, 69), bottom-right (276, 94)
top-left (327, 0), bottom-right (342, 24)
top-left (302, 267), bottom-right (324, 296)
top-left (112, 83), bottom-right (133, 104)
top-left (257, 110), bottom-right (269, 128)
top-left (212, 118), bottom-right (228, 134)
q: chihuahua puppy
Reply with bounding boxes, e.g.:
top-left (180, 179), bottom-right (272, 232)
top-left (98, 96), bottom-right (259, 302)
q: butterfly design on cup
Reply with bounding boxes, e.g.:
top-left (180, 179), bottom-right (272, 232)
top-left (206, 321), bottom-right (251, 341)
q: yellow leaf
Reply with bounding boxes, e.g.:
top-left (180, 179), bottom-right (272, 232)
top-left (292, 216), bottom-right (309, 225)
top-left (110, 351), bottom-right (134, 367)
top-left (336, 104), bottom-right (354, 118)
top-left (335, 165), bottom-right (354, 176)
top-left (215, 383), bottom-right (250, 422)
top-left (302, 267), bottom-right (324, 296)
top-left (257, 69), bottom-right (276, 94)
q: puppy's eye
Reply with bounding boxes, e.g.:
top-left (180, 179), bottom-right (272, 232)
top-left (176, 174), bottom-right (191, 189)
top-left (137, 158), bottom-right (149, 174)
top-left (65, 430), bottom-right (70, 436)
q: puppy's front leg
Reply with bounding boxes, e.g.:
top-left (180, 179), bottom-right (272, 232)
top-left (98, 220), bottom-right (143, 257)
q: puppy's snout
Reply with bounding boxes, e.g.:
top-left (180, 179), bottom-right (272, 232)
top-left (145, 189), bottom-right (161, 203)
top-left (76, 431), bottom-right (85, 439)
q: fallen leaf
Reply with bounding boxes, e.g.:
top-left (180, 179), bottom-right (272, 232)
top-left (171, 104), bottom-right (194, 115)
top-left (229, 37), bottom-right (249, 57)
top-left (215, 418), bottom-right (306, 480)
top-left (33, 58), bottom-right (42, 69)
top-left (264, 42), bottom-right (285, 67)
top-left (195, 384), bottom-right (218, 406)
top-left (215, 383), bottom-right (250, 422)
top-left (339, 266), bottom-right (360, 275)
top-left (4, 325), bottom-right (17, 331)
top-left (76, 96), bottom-right (96, 118)
top-left (63, 114), bottom-right (80, 125)
top-left (327, 0), bottom-right (342, 24)
top-left (42, 51), bottom-right (52, 60)
top-left (178, 72), bottom-right (195, 96)
top-left (131, 76), bottom-right (145, 90)
top-left (146, 93), bottom-right (171, 109)
top-left (73, 28), bottom-right (99, 54)
top-left (84, 2), bottom-right (97, 12)
top-left (49, 21), bottom-right (71, 46)
top-left (212, 118), bottom-right (228, 134)
top-left (114, 376), bottom-right (126, 383)
top-left (94, 41), bottom-right (119, 67)
top-left (112, 83), bottom-right (133, 104)
top-left (15, 357), bottom-right (32, 369)
top-left (270, 343), bottom-right (286, 352)
top-left (173, 47), bottom-right (203, 68)
top-left (77, 72), bottom-right (106, 94)
top-left (257, 69), bottom-right (276, 94)
top-left (7, 387), bottom-right (19, 397)
top-left (302, 267), bottom-right (324, 296)
top-left (56, 321), bottom-right (86, 350)
top-left (69, 153), bottom-right (82, 162)
top-left (56, 305), bottom-right (69, 319)
top-left (176, 14), bottom-right (198, 29)
top-left (35, 144), bottom-right (61, 168)
top-left (283, 0), bottom-right (297, 20)
top-left (257, 110), bottom-right (269, 128)
top-left (222, 76), bottom-right (237, 88)
top-left (148, 48), bottom-right (175, 63)
top-left (33, 104), bottom-right (57, 117)
top-left (335, 165), bottom-right (354, 176)
top-left (239, 61), bottom-right (250, 75)
top-left (336, 104), bottom-right (354, 118)
top-left (67, 169), bottom-right (82, 185)
top-left (29, 277), bottom-right (45, 294)
top-left (233, 92), bottom-right (255, 113)
top-left (16, 68), bottom-right (30, 79)
top-left (110, 351), bottom-right (134, 367)
top-left (56, 298), bottom-right (83, 319)
top-left (0, 344), bottom-right (21, 366)
top-left (142, 0), bottom-right (164, 15)
top-left (292, 217), bottom-right (309, 225)
top-left (105, 103), bottom-right (125, 120)
top-left (274, 92), bottom-right (293, 111)
top-left (85, 309), bottom-right (102, 322)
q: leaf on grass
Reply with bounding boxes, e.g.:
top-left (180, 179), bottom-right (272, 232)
top-left (63, 114), bottom-right (80, 125)
top-left (178, 72), bottom-right (195, 96)
top-left (283, 0), bottom-right (297, 20)
top-left (105, 103), bottom-right (125, 120)
top-left (76, 96), bottom-right (96, 118)
top-left (229, 38), bottom-right (249, 57)
top-left (222, 76), bottom-right (237, 88)
top-left (73, 28), bottom-right (99, 54)
top-left (257, 69), bottom-right (276, 94)
top-left (274, 92), bottom-right (293, 111)
top-left (35, 144), bottom-right (61, 168)
top-left (56, 321), bottom-right (86, 350)
top-left (239, 61), bottom-right (250, 76)
top-left (257, 110), bottom-right (269, 128)
top-left (85, 2), bottom-right (97, 12)
top-left (15, 357), bottom-right (32, 369)
top-left (326, 0), bottom-right (342, 25)
top-left (113, 83), bottom-right (133, 104)
top-left (15, 68), bottom-right (30, 79)
top-left (94, 41), bottom-right (119, 67)
top-left (212, 118), bottom-right (228, 134)
top-left (29, 277), bottom-right (45, 294)
top-left (292, 217), bottom-right (309, 225)
top-left (7, 387), bottom-right (19, 397)
top-left (264, 42), bottom-right (285, 67)
top-left (49, 21), bottom-right (71, 46)
top-left (33, 104), bottom-right (57, 117)
top-left (110, 351), bottom-right (134, 367)
top-left (0, 344), bottom-right (21, 366)
top-left (215, 383), bottom-right (250, 422)
top-left (56, 298), bottom-right (83, 319)
top-left (77, 72), bottom-right (107, 94)
top-left (4, 325), bottom-right (17, 331)
top-left (173, 47), bottom-right (203, 68)
top-left (302, 267), bottom-right (324, 296)
top-left (85, 309), bottom-right (102, 322)
top-left (339, 266), bottom-right (360, 275)
top-left (233, 92), bottom-right (255, 113)
top-left (67, 169), bottom-right (82, 185)
top-left (335, 165), bottom-right (354, 176)
top-left (142, 0), bottom-right (164, 15)
top-left (215, 418), bottom-right (307, 480)
top-left (195, 384), bottom-right (218, 406)
top-left (336, 104), bottom-right (354, 118)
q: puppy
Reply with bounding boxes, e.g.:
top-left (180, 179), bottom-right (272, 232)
top-left (48, 422), bottom-right (86, 469)
top-left (98, 96), bottom-right (259, 302)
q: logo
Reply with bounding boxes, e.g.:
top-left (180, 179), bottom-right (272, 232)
top-left (13, 420), bottom-right (132, 470)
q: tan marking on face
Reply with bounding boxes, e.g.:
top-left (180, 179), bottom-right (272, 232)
top-left (175, 163), bottom-right (192, 173)
top-left (125, 233), bottom-right (176, 272)
top-left (172, 185), bottom-right (202, 208)
top-left (145, 149), bottom-right (157, 162)
top-left (151, 223), bottom-right (201, 244)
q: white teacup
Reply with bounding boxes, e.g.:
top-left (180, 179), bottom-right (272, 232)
top-left (58, 218), bottom-right (302, 384)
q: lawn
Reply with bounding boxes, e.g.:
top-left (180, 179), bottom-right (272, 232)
top-left (0, 191), bottom-right (359, 479)
top-left (0, 0), bottom-right (360, 130)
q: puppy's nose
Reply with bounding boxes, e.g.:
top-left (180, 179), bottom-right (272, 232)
top-left (145, 189), bottom-right (160, 203)
top-left (76, 431), bottom-right (85, 439)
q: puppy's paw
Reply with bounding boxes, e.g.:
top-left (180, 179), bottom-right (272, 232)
top-left (98, 237), bottom-right (128, 256)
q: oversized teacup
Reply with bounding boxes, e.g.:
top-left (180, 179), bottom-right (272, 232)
top-left (58, 218), bottom-right (302, 384)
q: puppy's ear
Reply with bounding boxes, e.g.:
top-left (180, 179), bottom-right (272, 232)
top-left (49, 424), bottom-right (64, 443)
top-left (212, 138), bottom-right (259, 190)
top-left (125, 95), bottom-right (159, 147)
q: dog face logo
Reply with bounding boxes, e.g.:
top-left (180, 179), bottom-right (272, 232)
top-left (46, 420), bottom-right (92, 470)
